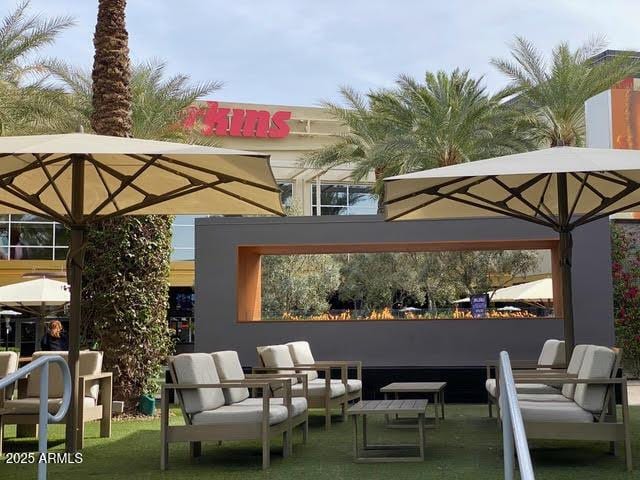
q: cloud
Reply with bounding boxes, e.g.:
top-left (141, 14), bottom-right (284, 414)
top-left (24, 0), bottom-right (640, 106)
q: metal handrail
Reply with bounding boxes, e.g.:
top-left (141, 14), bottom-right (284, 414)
top-left (499, 351), bottom-right (535, 480)
top-left (0, 355), bottom-right (71, 480)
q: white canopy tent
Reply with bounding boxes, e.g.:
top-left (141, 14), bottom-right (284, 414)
top-left (453, 278), bottom-right (553, 304)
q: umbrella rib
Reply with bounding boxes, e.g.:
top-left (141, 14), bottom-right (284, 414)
top-left (0, 181), bottom-right (67, 223)
top-left (90, 158), bottom-right (121, 214)
top-left (33, 154), bottom-right (72, 218)
top-left (580, 197), bottom-right (640, 225)
top-left (0, 154), bottom-right (71, 181)
top-left (567, 173), bottom-right (590, 220)
top-left (570, 180), bottom-right (640, 228)
top-left (34, 158), bottom-right (71, 197)
top-left (459, 190), bottom-right (557, 227)
top-left (488, 176), bottom-right (557, 225)
top-left (384, 176), bottom-right (476, 205)
top-left (84, 156), bottom-right (151, 198)
top-left (86, 154), bottom-right (161, 219)
top-left (155, 154), bottom-right (281, 193)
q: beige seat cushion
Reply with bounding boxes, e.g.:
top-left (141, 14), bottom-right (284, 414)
top-left (4, 396), bottom-right (96, 414)
top-left (282, 378), bottom-right (346, 398)
top-left (519, 401), bottom-right (594, 423)
top-left (27, 351), bottom-right (103, 401)
top-left (259, 345), bottom-right (299, 386)
top-left (486, 379), bottom-right (558, 397)
top-left (286, 341), bottom-right (318, 381)
top-left (0, 351), bottom-right (18, 377)
top-left (211, 351), bottom-right (250, 405)
top-left (537, 339), bottom-right (565, 368)
top-left (172, 353), bottom-right (225, 414)
top-left (573, 346), bottom-right (616, 413)
top-left (236, 397), bottom-right (307, 417)
top-left (191, 403), bottom-right (288, 426)
top-left (561, 344), bottom-right (590, 399)
top-left (517, 393), bottom-right (572, 402)
top-left (346, 379), bottom-right (362, 393)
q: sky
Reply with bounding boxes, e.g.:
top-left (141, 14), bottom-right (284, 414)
top-left (23, 0), bottom-right (640, 107)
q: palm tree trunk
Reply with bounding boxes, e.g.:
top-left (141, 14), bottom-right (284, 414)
top-left (91, 0), bottom-right (132, 137)
top-left (375, 167), bottom-right (385, 214)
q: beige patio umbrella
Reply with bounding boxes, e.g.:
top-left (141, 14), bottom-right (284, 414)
top-left (453, 278), bottom-right (553, 304)
top-left (0, 132), bottom-right (283, 449)
top-left (385, 146), bottom-right (640, 361)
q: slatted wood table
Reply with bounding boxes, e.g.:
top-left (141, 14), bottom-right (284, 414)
top-left (380, 382), bottom-right (447, 428)
top-left (347, 399), bottom-right (428, 463)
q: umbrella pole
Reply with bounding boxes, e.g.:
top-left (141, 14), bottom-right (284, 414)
top-left (65, 155), bottom-right (85, 453)
top-left (557, 173), bottom-right (575, 364)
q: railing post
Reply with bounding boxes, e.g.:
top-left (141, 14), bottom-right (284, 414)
top-left (499, 351), bottom-right (535, 480)
top-left (501, 365), bottom-right (515, 480)
top-left (38, 362), bottom-right (49, 480)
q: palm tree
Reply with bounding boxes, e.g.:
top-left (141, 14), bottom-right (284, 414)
top-left (373, 69), bottom-right (531, 170)
top-left (305, 70), bottom-right (530, 210)
top-left (46, 58), bottom-right (221, 142)
top-left (0, 0), bottom-right (74, 134)
top-left (303, 86), bottom-right (393, 210)
top-left (492, 36), bottom-right (639, 147)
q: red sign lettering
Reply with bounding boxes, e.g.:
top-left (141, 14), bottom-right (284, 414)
top-left (183, 101), bottom-right (292, 138)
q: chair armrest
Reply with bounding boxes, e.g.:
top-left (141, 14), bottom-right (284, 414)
top-left (253, 365), bottom-right (331, 375)
top-left (245, 373), bottom-right (308, 398)
top-left (164, 380), bottom-right (284, 390)
top-left (298, 361), bottom-right (362, 380)
top-left (514, 377), bottom-right (624, 385)
top-left (512, 370), bottom-right (572, 378)
top-left (80, 372), bottom-right (113, 383)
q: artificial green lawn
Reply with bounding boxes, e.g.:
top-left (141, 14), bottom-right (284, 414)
top-left (1, 405), bottom-right (639, 479)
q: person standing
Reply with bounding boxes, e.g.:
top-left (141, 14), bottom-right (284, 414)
top-left (40, 320), bottom-right (69, 351)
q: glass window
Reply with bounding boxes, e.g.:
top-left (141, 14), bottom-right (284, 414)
top-left (171, 248), bottom-right (195, 261)
top-left (279, 183), bottom-right (293, 208)
top-left (311, 184), bottom-right (378, 215)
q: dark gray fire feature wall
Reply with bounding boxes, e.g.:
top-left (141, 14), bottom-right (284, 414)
top-left (195, 215), bottom-right (613, 368)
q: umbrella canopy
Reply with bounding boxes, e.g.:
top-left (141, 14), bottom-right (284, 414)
top-left (385, 147), bottom-right (640, 223)
top-left (0, 133), bottom-right (283, 220)
top-left (453, 278), bottom-right (553, 304)
top-left (0, 277), bottom-right (69, 315)
top-left (0, 132), bottom-right (283, 451)
top-left (384, 146), bottom-right (640, 362)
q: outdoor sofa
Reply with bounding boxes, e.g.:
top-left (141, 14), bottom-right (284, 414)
top-left (514, 345), bottom-right (632, 471)
top-left (0, 350), bottom-right (112, 452)
top-left (162, 352), bottom-right (308, 470)
top-left (486, 339), bottom-right (565, 417)
top-left (255, 342), bottom-right (362, 429)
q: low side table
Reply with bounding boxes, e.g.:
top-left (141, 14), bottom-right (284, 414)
top-left (380, 382), bottom-right (446, 428)
top-left (348, 400), bottom-right (428, 463)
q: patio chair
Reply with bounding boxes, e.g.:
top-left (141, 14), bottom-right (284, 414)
top-left (211, 350), bottom-right (309, 447)
top-left (162, 353), bottom-right (295, 470)
top-left (255, 344), bottom-right (349, 429)
top-left (285, 341), bottom-right (363, 404)
top-left (0, 350), bottom-right (112, 452)
top-left (486, 339), bottom-right (565, 417)
top-left (516, 345), bottom-right (632, 471)
top-left (0, 351), bottom-right (18, 400)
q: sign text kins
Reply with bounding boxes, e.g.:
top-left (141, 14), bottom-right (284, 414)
top-left (183, 101), bottom-right (292, 138)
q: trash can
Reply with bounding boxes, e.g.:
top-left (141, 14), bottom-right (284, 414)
top-left (138, 394), bottom-right (156, 416)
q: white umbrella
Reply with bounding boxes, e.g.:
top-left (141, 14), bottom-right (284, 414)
top-left (385, 147), bottom-right (640, 359)
top-left (0, 277), bottom-right (69, 315)
top-left (0, 132), bottom-right (283, 450)
top-left (453, 278), bottom-right (553, 304)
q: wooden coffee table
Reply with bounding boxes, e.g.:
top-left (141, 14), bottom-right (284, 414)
top-left (380, 382), bottom-right (447, 427)
top-left (347, 400), bottom-right (428, 463)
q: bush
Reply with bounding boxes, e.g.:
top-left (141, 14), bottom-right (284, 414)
top-left (82, 215), bottom-right (174, 410)
top-left (612, 224), bottom-right (640, 377)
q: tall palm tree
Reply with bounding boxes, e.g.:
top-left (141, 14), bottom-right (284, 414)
top-left (492, 36), bottom-right (639, 147)
top-left (305, 70), bottom-right (530, 210)
top-left (0, 0), bottom-right (74, 134)
top-left (303, 86), bottom-right (392, 210)
top-left (46, 58), bottom-right (221, 142)
top-left (373, 69), bottom-right (531, 170)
